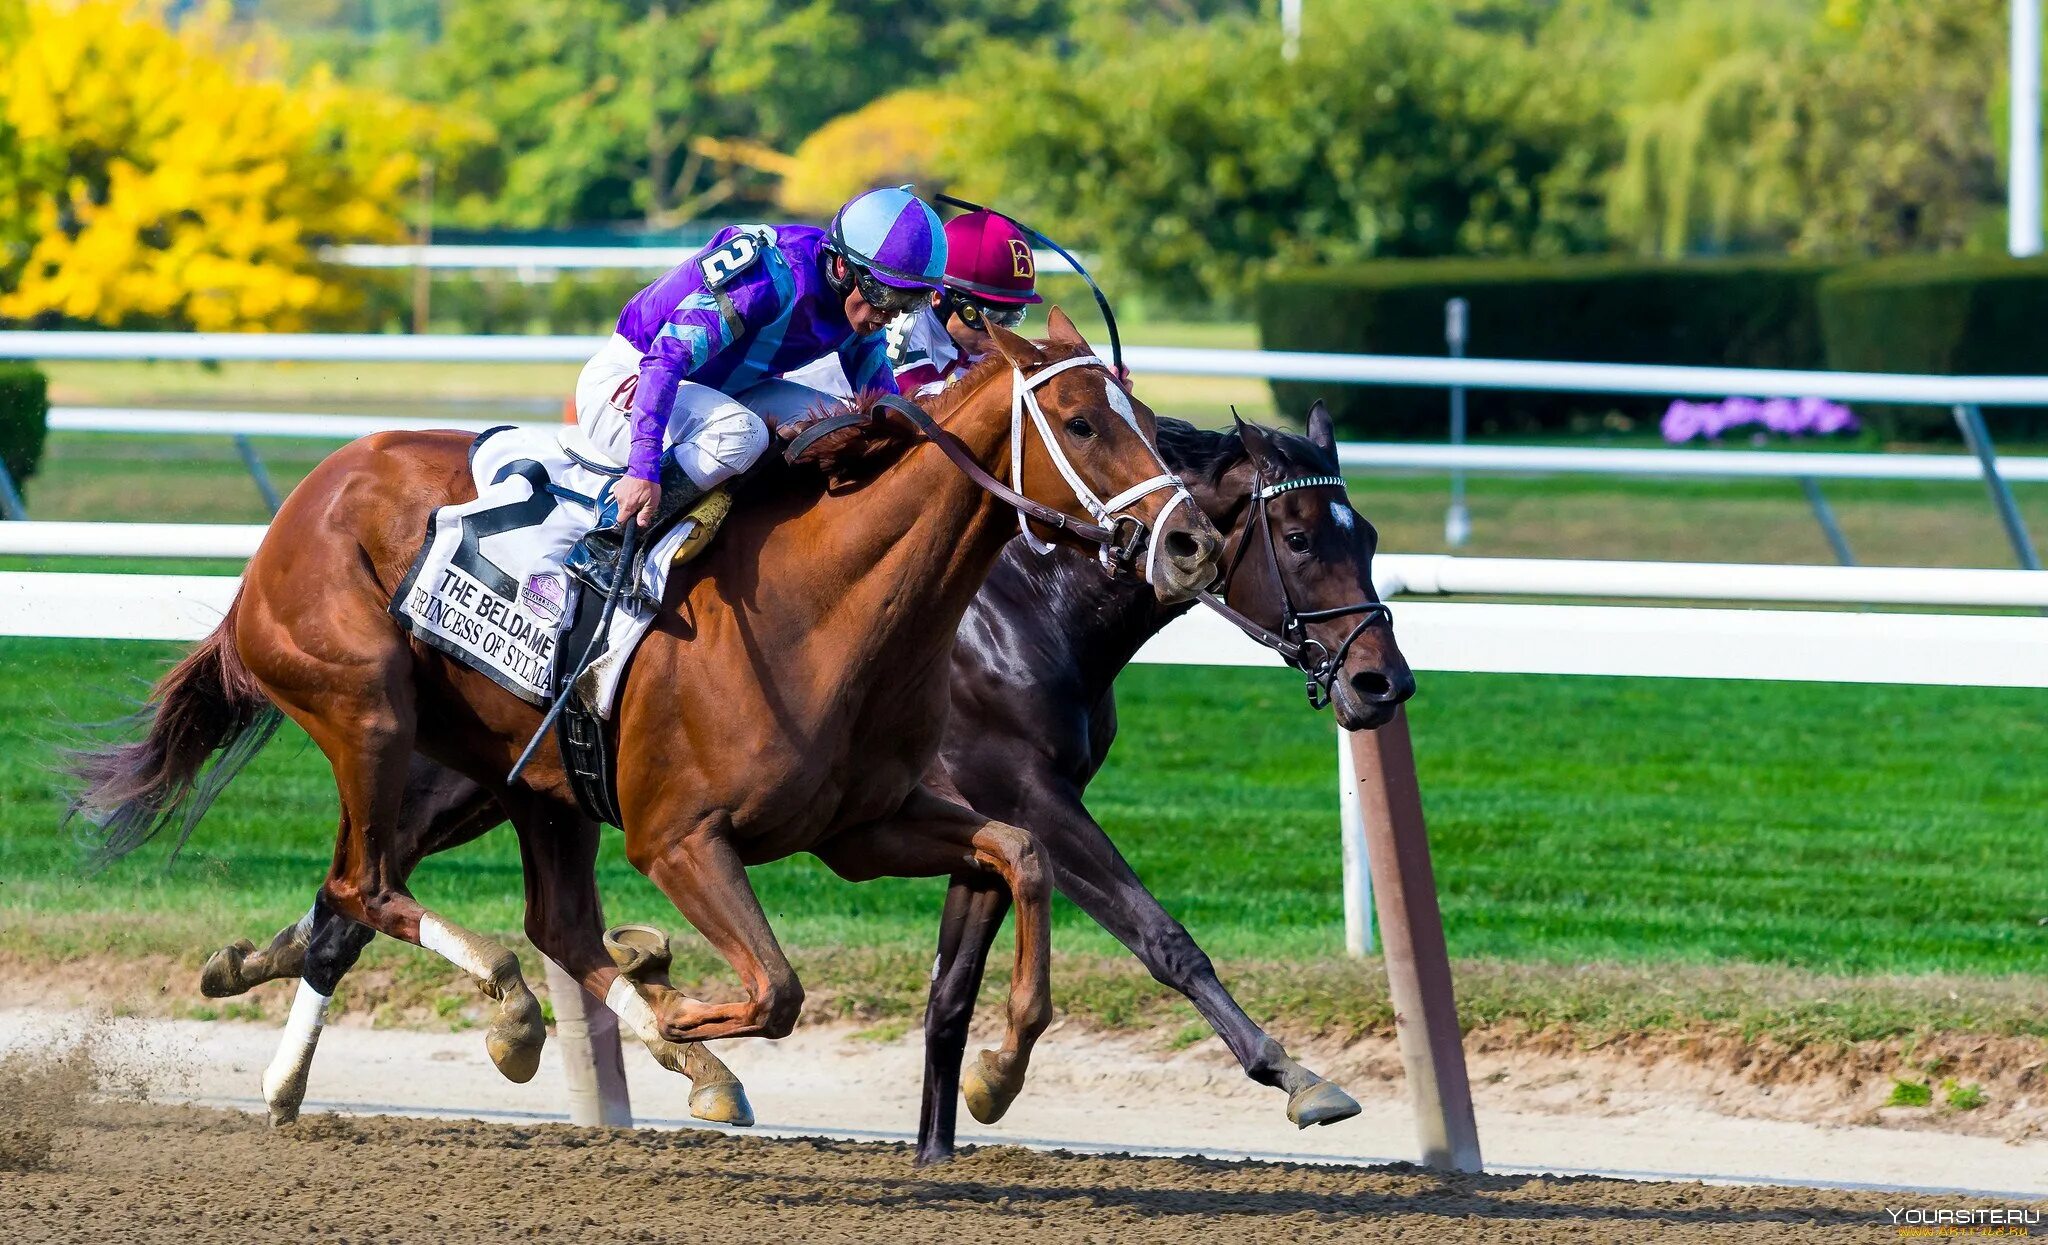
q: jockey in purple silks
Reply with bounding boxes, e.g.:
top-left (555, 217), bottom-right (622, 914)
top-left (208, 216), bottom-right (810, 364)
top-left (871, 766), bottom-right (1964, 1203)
top-left (566, 186), bottom-right (949, 597)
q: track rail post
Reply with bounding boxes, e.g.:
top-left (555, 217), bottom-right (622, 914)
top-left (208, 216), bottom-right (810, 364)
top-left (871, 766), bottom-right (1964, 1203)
top-left (1797, 476), bottom-right (1855, 566)
top-left (232, 435), bottom-right (283, 515)
top-left (1347, 707), bottom-right (1482, 1173)
top-left (1336, 725), bottom-right (1375, 956)
top-left (0, 459), bottom-right (25, 520)
top-left (1953, 404), bottom-right (2042, 573)
top-left (542, 956), bottom-right (632, 1127)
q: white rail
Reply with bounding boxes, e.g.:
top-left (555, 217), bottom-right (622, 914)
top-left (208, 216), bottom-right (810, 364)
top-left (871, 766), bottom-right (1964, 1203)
top-left (51, 407), bottom-right (551, 440)
top-left (1338, 441), bottom-right (2048, 484)
top-left (9, 524), bottom-right (2047, 609)
top-left (320, 242), bottom-right (1080, 275)
top-left (5, 570), bottom-right (2043, 687)
top-left (41, 407), bottom-right (2048, 487)
top-left (11, 332), bottom-right (2048, 406)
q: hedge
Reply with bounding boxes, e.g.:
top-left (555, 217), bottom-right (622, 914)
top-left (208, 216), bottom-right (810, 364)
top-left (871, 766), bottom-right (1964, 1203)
top-left (0, 364), bottom-right (49, 489)
top-left (1817, 257), bottom-right (2048, 440)
top-left (1255, 258), bottom-right (1837, 438)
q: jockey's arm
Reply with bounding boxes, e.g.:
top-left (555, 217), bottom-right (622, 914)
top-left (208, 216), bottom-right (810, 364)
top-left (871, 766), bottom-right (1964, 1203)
top-left (625, 271), bottom-right (774, 483)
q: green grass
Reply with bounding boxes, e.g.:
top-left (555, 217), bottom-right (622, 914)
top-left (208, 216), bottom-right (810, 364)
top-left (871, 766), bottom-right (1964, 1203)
top-left (6, 351), bottom-right (2045, 1042)
top-left (4, 638), bottom-right (2041, 982)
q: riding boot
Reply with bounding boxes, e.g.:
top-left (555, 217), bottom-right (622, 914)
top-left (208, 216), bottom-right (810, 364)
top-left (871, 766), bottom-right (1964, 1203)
top-left (567, 463), bottom-right (709, 605)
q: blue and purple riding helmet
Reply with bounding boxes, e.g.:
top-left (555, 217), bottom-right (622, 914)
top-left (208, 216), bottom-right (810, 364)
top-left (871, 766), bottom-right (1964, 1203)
top-left (826, 186), bottom-right (948, 309)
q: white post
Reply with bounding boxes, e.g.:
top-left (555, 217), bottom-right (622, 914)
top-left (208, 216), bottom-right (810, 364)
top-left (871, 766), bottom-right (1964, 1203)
top-left (543, 956), bottom-right (632, 1127)
top-left (2014, 0), bottom-right (2043, 257)
top-left (1281, 0), bottom-right (1302, 61)
top-left (1337, 724), bottom-right (1374, 956)
top-left (1444, 297), bottom-right (1471, 549)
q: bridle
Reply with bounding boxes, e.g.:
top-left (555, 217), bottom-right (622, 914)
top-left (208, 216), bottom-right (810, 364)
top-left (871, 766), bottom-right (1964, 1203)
top-left (1197, 459), bottom-right (1394, 710)
top-left (785, 353), bottom-right (1195, 583)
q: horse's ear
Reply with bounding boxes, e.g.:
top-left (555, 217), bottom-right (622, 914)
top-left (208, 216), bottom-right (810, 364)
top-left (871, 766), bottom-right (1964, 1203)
top-left (1234, 413), bottom-right (1276, 465)
top-left (986, 320), bottom-right (1045, 370)
top-left (1044, 305), bottom-right (1088, 349)
top-left (1306, 400), bottom-right (1336, 454)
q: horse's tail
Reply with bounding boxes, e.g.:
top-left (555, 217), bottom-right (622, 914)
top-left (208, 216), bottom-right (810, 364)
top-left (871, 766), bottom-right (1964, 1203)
top-left (66, 597), bottom-right (283, 869)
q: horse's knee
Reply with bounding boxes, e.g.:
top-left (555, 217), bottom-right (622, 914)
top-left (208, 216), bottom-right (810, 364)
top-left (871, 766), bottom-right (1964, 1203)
top-left (985, 824), bottom-right (1049, 906)
top-left (755, 974), bottom-right (805, 1039)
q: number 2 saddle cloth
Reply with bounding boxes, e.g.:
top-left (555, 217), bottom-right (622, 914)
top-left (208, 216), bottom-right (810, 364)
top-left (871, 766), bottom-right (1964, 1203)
top-left (390, 423), bottom-right (728, 718)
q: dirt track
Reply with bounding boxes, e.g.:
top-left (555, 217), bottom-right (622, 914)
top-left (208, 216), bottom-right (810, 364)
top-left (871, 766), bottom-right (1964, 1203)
top-left (5, 1098), bottom-right (1923, 1244)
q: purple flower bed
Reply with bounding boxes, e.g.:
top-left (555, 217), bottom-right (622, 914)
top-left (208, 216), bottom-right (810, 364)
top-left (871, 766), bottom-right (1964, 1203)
top-left (1661, 396), bottom-right (1859, 445)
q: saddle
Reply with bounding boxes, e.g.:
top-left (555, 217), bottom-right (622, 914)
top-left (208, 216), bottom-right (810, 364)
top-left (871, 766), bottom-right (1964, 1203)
top-left (550, 485), bottom-right (731, 827)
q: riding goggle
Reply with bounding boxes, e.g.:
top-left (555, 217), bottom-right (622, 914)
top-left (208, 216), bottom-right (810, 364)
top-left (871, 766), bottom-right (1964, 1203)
top-left (949, 296), bottom-right (1029, 332)
top-left (852, 267), bottom-right (935, 314)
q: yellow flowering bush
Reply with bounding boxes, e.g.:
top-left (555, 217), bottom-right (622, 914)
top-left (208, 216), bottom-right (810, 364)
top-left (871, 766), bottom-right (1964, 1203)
top-left (776, 89), bottom-right (971, 219)
top-left (0, 1), bottom-right (462, 330)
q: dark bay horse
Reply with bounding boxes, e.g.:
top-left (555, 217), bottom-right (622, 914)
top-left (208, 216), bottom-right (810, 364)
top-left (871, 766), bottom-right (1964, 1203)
top-left (185, 400), bottom-right (1413, 1155)
top-left (71, 313), bottom-right (1222, 1128)
top-left (917, 400), bottom-right (1412, 1162)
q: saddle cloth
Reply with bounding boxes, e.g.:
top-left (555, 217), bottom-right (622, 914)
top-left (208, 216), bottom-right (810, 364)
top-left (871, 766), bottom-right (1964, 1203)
top-left (390, 424), bottom-right (719, 717)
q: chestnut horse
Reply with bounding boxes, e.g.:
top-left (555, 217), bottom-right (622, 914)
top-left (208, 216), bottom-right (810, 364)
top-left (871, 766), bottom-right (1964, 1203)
top-left (183, 405), bottom-right (1412, 1155)
top-left (72, 313), bottom-right (1222, 1127)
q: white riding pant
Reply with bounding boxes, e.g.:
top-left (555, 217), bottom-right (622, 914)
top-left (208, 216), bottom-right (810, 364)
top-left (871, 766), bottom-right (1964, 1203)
top-left (573, 333), bottom-right (837, 488)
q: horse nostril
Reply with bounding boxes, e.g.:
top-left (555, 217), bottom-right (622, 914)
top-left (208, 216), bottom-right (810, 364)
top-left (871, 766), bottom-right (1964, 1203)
top-left (1164, 528), bottom-right (1200, 563)
top-left (1350, 670), bottom-right (1395, 702)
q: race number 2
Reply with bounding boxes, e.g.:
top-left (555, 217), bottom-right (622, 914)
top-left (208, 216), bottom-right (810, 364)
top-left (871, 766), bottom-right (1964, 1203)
top-left (699, 235), bottom-right (761, 287)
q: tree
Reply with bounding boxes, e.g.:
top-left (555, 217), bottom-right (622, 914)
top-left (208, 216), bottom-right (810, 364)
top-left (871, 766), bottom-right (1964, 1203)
top-left (941, 0), bottom-right (1612, 306)
top-left (0, 1), bottom-right (465, 330)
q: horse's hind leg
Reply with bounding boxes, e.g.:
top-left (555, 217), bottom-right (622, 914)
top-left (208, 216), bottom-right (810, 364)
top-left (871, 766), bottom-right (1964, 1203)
top-left (260, 894), bottom-right (374, 1124)
top-left (913, 875), bottom-right (1008, 1166)
top-left (201, 905), bottom-right (316, 999)
top-left (222, 758), bottom-right (506, 1122)
top-left (254, 651), bottom-right (545, 1088)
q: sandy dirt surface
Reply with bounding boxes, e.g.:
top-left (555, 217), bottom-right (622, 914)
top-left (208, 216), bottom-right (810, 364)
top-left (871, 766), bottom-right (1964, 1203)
top-left (0, 1028), bottom-right (2012, 1244)
top-left (1, 1005), bottom-right (2044, 1237)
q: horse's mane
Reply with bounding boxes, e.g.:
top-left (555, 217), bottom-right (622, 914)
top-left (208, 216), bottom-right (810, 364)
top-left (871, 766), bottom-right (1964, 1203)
top-left (773, 347), bottom-right (1043, 491)
top-left (1153, 416), bottom-right (1337, 487)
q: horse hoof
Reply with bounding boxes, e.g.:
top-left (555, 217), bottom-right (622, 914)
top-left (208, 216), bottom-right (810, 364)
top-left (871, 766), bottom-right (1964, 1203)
top-left (689, 1079), bottom-right (754, 1127)
top-left (605, 925), bottom-right (673, 985)
top-left (487, 989), bottom-right (547, 1084)
top-left (200, 940), bottom-right (257, 998)
top-left (961, 1049), bottom-right (1019, 1125)
top-left (1287, 1079), bottom-right (1363, 1128)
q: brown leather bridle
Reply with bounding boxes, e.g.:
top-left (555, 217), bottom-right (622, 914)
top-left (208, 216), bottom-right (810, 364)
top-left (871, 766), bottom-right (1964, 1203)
top-left (1197, 461), bottom-right (1393, 711)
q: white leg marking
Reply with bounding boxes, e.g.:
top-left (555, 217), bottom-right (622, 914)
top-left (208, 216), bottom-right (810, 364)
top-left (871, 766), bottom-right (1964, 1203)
top-left (261, 980), bottom-right (331, 1110)
top-left (606, 976), bottom-right (665, 1044)
top-left (418, 912), bottom-right (498, 981)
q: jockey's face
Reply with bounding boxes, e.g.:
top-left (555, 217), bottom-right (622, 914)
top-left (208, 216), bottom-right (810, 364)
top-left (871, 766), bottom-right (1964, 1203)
top-left (834, 256), bottom-right (895, 335)
top-left (944, 301), bottom-right (994, 360)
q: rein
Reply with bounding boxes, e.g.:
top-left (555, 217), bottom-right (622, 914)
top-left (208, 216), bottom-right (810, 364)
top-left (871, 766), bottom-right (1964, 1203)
top-left (791, 354), bottom-right (1192, 581)
top-left (1197, 465), bottom-right (1392, 711)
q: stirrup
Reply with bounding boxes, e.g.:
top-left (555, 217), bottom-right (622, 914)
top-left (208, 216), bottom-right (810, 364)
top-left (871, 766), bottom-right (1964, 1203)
top-left (566, 525), bottom-right (636, 600)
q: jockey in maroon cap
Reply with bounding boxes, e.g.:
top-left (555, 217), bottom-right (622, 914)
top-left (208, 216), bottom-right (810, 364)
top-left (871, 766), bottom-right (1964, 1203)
top-left (787, 208), bottom-right (1075, 400)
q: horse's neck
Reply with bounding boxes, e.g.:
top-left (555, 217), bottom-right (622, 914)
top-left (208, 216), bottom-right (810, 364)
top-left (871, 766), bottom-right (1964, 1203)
top-left (786, 376), bottom-right (1029, 659)
top-left (978, 542), bottom-right (1190, 700)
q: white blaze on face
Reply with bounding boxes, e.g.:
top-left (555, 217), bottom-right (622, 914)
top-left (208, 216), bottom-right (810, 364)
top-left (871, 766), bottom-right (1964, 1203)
top-left (1329, 500), bottom-right (1357, 534)
top-left (1103, 377), bottom-right (1140, 430)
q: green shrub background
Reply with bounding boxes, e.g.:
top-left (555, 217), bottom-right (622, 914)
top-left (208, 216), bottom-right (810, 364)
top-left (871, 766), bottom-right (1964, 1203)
top-left (0, 364), bottom-right (50, 488)
top-left (1259, 256), bottom-right (2048, 441)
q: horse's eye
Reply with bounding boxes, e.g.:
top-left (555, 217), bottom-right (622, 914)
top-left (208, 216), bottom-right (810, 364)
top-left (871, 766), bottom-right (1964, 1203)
top-left (1064, 416), bottom-right (1095, 439)
top-left (1285, 530), bottom-right (1311, 554)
